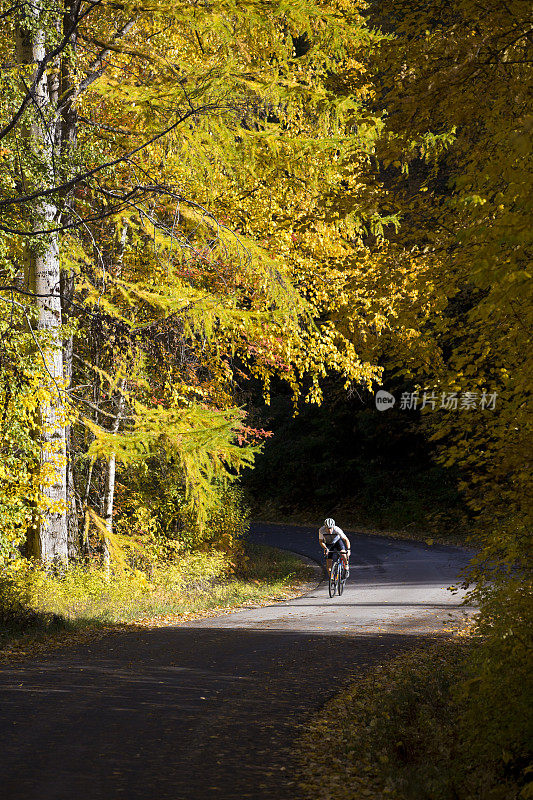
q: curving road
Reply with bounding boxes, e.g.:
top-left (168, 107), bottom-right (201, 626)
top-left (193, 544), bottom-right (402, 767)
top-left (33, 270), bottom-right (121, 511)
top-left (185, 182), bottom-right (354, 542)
top-left (0, 523), bottom-right (473, 800)
top-left (245, 523), bottom-right (473, 634)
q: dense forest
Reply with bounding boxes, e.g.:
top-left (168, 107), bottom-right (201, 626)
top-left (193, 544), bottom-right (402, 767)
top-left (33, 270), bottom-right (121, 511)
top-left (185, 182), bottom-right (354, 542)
top-left (0, 0), bottom-right (531, 796)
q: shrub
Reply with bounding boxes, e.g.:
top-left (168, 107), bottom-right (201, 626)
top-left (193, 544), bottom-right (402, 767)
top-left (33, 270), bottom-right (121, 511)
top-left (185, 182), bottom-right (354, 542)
top-left (299, 635), bottom-right (532, 800)
top-left (459, 577), bottom-right (533, 786)
top-left (0, 559), bottom-right (35, 625)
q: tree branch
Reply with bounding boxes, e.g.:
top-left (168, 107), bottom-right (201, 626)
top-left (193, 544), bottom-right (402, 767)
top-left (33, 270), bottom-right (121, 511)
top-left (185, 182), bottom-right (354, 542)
top-left (0, 0), bottom-right (102, 143)
top-left (0, 101), bottom-right (223, 212)
top-left (57, 18), bottom-right (137, 112)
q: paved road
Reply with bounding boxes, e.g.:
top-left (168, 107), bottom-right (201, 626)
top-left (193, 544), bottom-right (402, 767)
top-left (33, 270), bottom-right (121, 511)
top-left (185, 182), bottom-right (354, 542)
top-left (0, 523), bottom-right (473, 800)
top-left (246, 523), bottom-right (473, 634)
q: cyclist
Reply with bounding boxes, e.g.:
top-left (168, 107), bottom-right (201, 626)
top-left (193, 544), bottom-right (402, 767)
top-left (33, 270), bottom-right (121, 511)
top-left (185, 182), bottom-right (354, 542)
top-left (319, 518), bottom-right (351, 577)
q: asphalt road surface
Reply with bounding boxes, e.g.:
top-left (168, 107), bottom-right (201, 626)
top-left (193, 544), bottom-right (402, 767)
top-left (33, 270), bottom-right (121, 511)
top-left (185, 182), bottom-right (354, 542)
top-left (0, 523), bottom-right (473, 800)
top-left (246, 523), bottom-right (473, 634)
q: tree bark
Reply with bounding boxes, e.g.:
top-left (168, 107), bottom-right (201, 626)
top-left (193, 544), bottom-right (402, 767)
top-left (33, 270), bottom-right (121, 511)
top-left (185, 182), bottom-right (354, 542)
top-left (17, 5), bottom-right (68, 563)
top-left (60, 0), bottom-right (81, 559)
top-left (102, 451), bottom-right (116, 574)
top-left (62, 265), bottom-right (79, 559)
top-left (102, 384), bottom-right (126, 571)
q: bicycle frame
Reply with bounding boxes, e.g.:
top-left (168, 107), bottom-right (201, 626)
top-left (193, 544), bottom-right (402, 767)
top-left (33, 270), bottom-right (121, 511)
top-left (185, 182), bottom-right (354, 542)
top-left (325, 549), bottom-right (348, 572)
top-left (326, 550), bottom-right (348, 597)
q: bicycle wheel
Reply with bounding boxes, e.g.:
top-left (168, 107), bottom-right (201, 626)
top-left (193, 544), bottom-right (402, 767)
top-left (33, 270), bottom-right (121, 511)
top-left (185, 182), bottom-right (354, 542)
top-left (328, 562), bottom-right (337, 597)
top-left (338, 561), bottom-right (346, 596)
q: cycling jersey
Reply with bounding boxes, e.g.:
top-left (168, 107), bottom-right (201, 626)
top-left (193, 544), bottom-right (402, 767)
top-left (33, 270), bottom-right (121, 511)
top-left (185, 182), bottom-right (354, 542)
top-left (319, 524), bottom-right (346, 547)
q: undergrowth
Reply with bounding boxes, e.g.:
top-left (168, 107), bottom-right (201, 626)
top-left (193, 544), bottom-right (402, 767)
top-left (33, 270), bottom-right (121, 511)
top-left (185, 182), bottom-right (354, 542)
top-left (298, 639), bottom-right (532, 800)
top-left (0, 543), bottom-right (316, 655)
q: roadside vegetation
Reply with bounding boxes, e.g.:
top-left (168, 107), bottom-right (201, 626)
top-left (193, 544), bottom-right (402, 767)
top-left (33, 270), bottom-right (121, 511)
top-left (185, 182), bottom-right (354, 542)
top-left (244, 395), bottom-right (469, 544)
top-left (0, 541), bottom-right (316, 658)
top-left (299, 630), bottom-right (533, 800)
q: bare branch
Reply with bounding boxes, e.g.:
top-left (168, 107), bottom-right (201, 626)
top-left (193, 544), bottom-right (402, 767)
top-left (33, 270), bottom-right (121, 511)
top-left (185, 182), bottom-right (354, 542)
top-left (70, 394), bottom-right (134, 421)
top-left (58, 18), bottom-right (137, 110)
top-left (78, 116), bottom-right (136, 136)
top-left (78, 30), bottom-right (151, 62)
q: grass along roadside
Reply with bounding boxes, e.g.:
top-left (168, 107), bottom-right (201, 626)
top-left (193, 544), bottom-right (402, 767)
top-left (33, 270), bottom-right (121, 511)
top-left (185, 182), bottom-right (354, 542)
top-left (0, 543), bottom-right (317, 662)
top-left (297, 638), bottom-right (529, 800)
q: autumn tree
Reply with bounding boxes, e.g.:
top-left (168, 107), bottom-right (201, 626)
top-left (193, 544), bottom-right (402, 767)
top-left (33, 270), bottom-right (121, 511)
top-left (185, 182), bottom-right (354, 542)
top-left (1, 0), bottom-right (411, 565)
top-left (362, 0), bottom-right (533, 774)
top-left (366, 0), bottom-right (532, 566)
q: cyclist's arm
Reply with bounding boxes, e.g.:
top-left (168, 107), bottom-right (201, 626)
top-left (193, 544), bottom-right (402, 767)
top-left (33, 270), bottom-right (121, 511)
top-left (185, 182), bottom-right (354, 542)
top-left (340, 531), bottom-right (351, 553)
top-left (318, 530), bottom-right (329, 555)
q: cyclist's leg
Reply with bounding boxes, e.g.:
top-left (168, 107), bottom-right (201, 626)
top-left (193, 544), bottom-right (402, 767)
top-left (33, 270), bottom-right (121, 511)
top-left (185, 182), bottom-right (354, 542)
top-left (342, 551), bottom-right (349, 577)
top-left (330, 544), bottom-right (341, 578)
top-left (338, 544), bottom-right (348, 573)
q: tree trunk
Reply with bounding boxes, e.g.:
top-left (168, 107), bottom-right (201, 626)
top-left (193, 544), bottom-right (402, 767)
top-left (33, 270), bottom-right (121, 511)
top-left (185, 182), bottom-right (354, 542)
top-left (17, 6), bottom-right (68, 563)
top-left (32, 212), bottom-right (68, 563)
top-left (65, 420), bottom-right (79, 561)
top-left (61, 268), bottom-right (79, 559)
top-left (60, 0), bottom-right (81, 560)
top-left (102, 384), bottom-right (126, 571)
top-left (102, 451), bottom-right (117, 574)
top-left (81, 458), bottom-right (95, 556)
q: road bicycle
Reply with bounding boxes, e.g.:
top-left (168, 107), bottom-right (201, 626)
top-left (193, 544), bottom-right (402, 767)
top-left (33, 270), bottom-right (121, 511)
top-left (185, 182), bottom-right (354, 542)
top-left (326, 550), bottom-right (348, 597)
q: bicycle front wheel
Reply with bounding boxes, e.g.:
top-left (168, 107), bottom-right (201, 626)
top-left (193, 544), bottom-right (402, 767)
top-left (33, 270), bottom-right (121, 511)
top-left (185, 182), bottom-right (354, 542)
top-left (338, 563), bottom-right (346, 596)
top-left (328, 563), bottom-right (337, 597)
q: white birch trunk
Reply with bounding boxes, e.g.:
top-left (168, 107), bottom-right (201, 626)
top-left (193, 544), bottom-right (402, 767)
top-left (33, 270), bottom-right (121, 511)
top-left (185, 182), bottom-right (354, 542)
top-left (17, 8), bottom-right (68, 563)
top-left (34, 214), bottom-right (68, 563)
top-left (102, 385), bottom-right (126, 571)
top-left (102, 451), bottom-right (116, 574)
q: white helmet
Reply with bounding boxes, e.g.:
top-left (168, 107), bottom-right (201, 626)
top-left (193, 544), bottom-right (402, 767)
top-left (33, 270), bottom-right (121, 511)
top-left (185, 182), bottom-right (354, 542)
top-left (324, 518), bottom-right (335, 528)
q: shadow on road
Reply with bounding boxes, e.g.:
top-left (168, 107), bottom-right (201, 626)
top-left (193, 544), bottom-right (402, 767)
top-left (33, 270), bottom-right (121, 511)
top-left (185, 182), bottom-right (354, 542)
top-left (274, 601), bottom-right (471, 608)
top-left (1, 625), bottom-right (441, 800)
